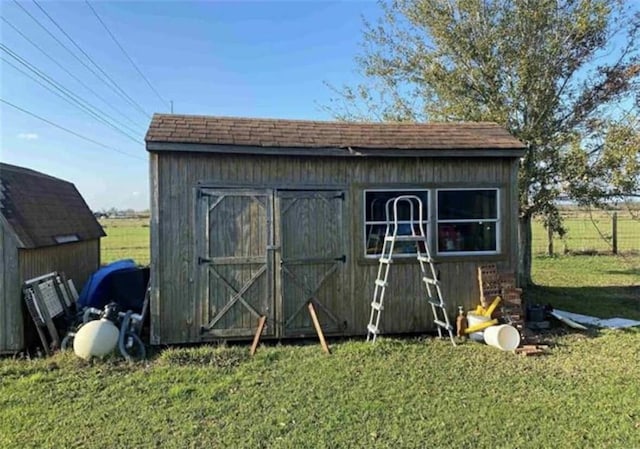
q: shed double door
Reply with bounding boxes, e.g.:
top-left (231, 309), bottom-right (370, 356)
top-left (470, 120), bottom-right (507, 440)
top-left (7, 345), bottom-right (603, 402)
top-left (198, 188), bottom-right (346, 339)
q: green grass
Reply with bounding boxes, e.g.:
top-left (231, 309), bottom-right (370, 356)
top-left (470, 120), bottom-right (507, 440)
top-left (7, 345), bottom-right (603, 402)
top-left (1, 334), bottom-right (639, 448)
top-left (1, 254), bottom-right (639, 448)
top-left (530, 254), bottom-right (640, 319)
top-left (99, 218), bottom-right (150, 265)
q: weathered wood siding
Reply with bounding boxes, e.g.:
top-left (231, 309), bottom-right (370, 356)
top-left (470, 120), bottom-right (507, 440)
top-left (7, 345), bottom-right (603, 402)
top-left (18, 240), bottom-right (100, 291)
top-left (151, 153), bottom-right (518, 344)
top-left (0, 221), bottom-right (22, 353)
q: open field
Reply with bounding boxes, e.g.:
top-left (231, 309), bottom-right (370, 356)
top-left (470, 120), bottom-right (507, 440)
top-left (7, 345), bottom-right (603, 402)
top-left (99, 218), bottom-right (150, 265)
top-left (532, 210), bottom-right (638, 255)
top-left (1, 253), bottom-right (638, 448)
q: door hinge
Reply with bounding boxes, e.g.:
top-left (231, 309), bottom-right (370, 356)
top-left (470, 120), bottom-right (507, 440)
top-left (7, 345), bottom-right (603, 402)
top-left (198, 257), bottom-right (211, 265)
top-left (334, 255), bottom-right (346, 263)
top-left (333, 192), bottom-right (345, 201)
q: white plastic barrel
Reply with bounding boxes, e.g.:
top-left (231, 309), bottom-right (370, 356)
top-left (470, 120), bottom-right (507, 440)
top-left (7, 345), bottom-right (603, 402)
top-left (73, 319), bottom-right (119, 360)
top-left (483, 324), bottom-right (520, 351)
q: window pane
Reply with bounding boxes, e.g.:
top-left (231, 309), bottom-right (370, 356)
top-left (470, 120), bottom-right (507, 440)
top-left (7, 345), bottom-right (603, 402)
top-left (365, 224), bottom-right (386, 255)
top-left (365, 223), bottom-right (427, 256)
top-left (438, 190), bottom-right (497, 220)
top-left (365, 191), bottom-right (429, 222)
top-left (438, 222), bottom-right (497, 252)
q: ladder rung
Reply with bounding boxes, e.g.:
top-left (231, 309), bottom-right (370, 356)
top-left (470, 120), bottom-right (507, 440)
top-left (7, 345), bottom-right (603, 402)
top-left (374, 279), bottom-right (387, 288)
top-left (427, 299), bottom-right (444, 308)
top-left (422, 276), bottom-right (439, 286)
top-left (371, 302), bottom-right (384, 311)
top-left (385, 235), bottom-right (425, 242)
top-left (434, 319), bottom-right (453, 330)
top-left (367, 324), bottom-right (379, 334)
top-left (417, 256), bottom-right (434, 263)
top-left (379, 257), bottom-right (392, 264)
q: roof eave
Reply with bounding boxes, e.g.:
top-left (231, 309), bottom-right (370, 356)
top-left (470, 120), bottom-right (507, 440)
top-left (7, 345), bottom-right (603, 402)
top-left (145, 141), bottom-right (527, 158)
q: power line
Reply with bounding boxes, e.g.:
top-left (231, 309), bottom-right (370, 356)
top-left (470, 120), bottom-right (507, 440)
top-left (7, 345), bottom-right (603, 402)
top-left (85, 0), bottom-right (169, 110)
top-left (1, 54), bottom-right (142, 145)
top-left (11, 0), bottom-right (150, 120)
top-left (1, 15), bottom-right (146, 133)
top-left (0, 98), bottom-right (145, 161)
top-left (1, 43), bottom-right (142, 144)
top-left (31, 0), bottom-right (151, 119)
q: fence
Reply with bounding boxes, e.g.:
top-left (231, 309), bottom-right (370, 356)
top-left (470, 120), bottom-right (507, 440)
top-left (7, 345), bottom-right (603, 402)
top-left (99, 211), bottom-right (639, 265)
top-left (532, 209), bottom-right (639, 256)
top-left (100, 218), bottom-right (150, 266)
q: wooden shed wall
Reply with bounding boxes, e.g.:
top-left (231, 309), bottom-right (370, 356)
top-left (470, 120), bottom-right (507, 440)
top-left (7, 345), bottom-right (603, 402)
top-left (1, 220), bottom-right (22, 353)
top-left (0, 239), bottom-right (101, 353)
top-left (19, 239), bottom-right (100, 291)
top-left (150, 152), bottom-right (519, 344)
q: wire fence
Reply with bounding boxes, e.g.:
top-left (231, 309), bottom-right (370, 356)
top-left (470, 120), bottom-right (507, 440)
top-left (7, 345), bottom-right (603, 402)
top-left (99, 210), bottom-right (639, 265)
top-left (532, 209), bottom-right (639, 255)
top-left (100, 218), bottom-right (150, 266)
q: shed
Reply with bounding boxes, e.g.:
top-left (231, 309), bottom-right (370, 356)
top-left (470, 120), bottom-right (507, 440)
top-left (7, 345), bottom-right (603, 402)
top-left (0, 163), bottom-right (105, 353)
top-left (145, 114), bottom-right (526, 345)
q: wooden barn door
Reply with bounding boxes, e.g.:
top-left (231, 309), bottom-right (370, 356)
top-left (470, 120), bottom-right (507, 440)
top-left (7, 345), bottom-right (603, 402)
top-left (197, 189), bottom-right (275, 338)
top-left (276, 190), bottom-right (347, 337)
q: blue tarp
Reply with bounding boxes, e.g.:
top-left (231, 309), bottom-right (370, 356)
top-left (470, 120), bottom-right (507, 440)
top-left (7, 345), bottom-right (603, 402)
top-left (77, 259), bottom-right (141, 310)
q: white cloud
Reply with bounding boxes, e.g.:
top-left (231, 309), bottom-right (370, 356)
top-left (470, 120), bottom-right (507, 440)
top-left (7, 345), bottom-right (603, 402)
top-left (131, 191), bottom-right (140, 197)
top-left (17, 133), bottom-right (39, 140)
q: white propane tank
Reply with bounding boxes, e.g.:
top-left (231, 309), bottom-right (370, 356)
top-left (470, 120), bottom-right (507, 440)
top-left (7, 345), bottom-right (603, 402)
top-left (73, 319), bottom-right (119, 360)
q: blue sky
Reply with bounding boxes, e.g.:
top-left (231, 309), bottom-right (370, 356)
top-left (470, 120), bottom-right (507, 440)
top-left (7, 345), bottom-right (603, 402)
top-left (1, 1), bottom-right (379, 210)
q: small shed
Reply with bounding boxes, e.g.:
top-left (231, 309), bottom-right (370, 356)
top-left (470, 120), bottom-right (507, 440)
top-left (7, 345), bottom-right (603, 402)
top-left (145, 114), bottom-right (526, 345)
top-left (0, 163), bottom-right (105, 353)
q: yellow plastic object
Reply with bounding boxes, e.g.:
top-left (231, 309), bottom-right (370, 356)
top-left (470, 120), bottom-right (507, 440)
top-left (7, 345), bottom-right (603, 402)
top-left (464, 319), bottom-right (498, 334)
top-left (483, 296), bottom-right (502, 317)
top-left (474, 305), bottom-right (486, 315)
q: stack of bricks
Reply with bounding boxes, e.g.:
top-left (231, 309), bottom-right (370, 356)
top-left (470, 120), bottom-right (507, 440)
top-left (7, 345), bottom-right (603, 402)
top-left (477, 264), bottom-right (525, 340)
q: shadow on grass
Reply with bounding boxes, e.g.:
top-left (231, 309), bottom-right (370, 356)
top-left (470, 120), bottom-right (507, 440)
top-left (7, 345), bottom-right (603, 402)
top-left (606, 268), bottom-right (640, 276)
top-left (526, 284), bottom-right (640, 320)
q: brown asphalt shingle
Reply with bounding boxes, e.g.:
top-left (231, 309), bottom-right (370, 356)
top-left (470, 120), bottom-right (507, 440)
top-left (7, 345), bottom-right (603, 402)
top-left (0, 163), bottom-right (105, 248)
top-left (145, 114), bottom-right (525, 150)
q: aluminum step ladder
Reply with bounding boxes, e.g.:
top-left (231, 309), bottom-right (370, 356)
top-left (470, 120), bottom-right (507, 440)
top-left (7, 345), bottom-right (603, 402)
top-left (366, 195), bottom-right (456, 345)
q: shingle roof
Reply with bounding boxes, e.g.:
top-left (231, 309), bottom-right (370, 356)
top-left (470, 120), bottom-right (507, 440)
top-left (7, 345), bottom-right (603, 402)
top-left (0, 163), bottom-right (105, 248)
top-left (145, 114), bottom-right (525, 151)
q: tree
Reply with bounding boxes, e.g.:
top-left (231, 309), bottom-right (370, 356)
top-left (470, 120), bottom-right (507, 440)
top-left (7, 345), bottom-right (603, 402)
top-left (327, 0), bottom-right (639, 285)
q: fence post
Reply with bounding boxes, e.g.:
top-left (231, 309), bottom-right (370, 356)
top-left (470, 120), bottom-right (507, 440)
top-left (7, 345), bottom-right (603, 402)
top-left (612, 212), bottom-right (618, 255)
top-left (547, 225), bottom-right (554, 256)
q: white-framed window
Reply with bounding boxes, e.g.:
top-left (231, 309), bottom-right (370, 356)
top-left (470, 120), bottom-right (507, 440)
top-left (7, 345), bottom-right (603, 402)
top-left (436, 188), bottom-right (500, 255)
top-left (364, 189), bottom-right (429, 258)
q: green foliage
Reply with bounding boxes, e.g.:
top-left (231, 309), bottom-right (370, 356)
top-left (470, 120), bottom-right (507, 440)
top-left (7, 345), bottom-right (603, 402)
top-left (328, 0), bottom-right (640, 282)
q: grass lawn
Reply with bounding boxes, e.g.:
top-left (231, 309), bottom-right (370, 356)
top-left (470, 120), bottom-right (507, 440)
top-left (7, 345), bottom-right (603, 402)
top-left (530, 254), bottom-right (640, 320)
top-left (1, 254), bottom-right (639, 448)
top-left (99, 218), bottom-right (150, 265)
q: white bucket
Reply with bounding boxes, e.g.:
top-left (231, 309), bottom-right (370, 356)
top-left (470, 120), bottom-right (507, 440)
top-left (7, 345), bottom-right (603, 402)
top-left (483, 325), bottom-right (520, 351)
top-left (466, 312), bottom-right (491, 342)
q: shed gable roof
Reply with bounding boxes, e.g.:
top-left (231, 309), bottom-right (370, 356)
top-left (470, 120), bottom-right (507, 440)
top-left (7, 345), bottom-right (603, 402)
top-left (0, 163), bottom-right (105, 249)
top-left (145, 114), bottom-right (526, 156)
